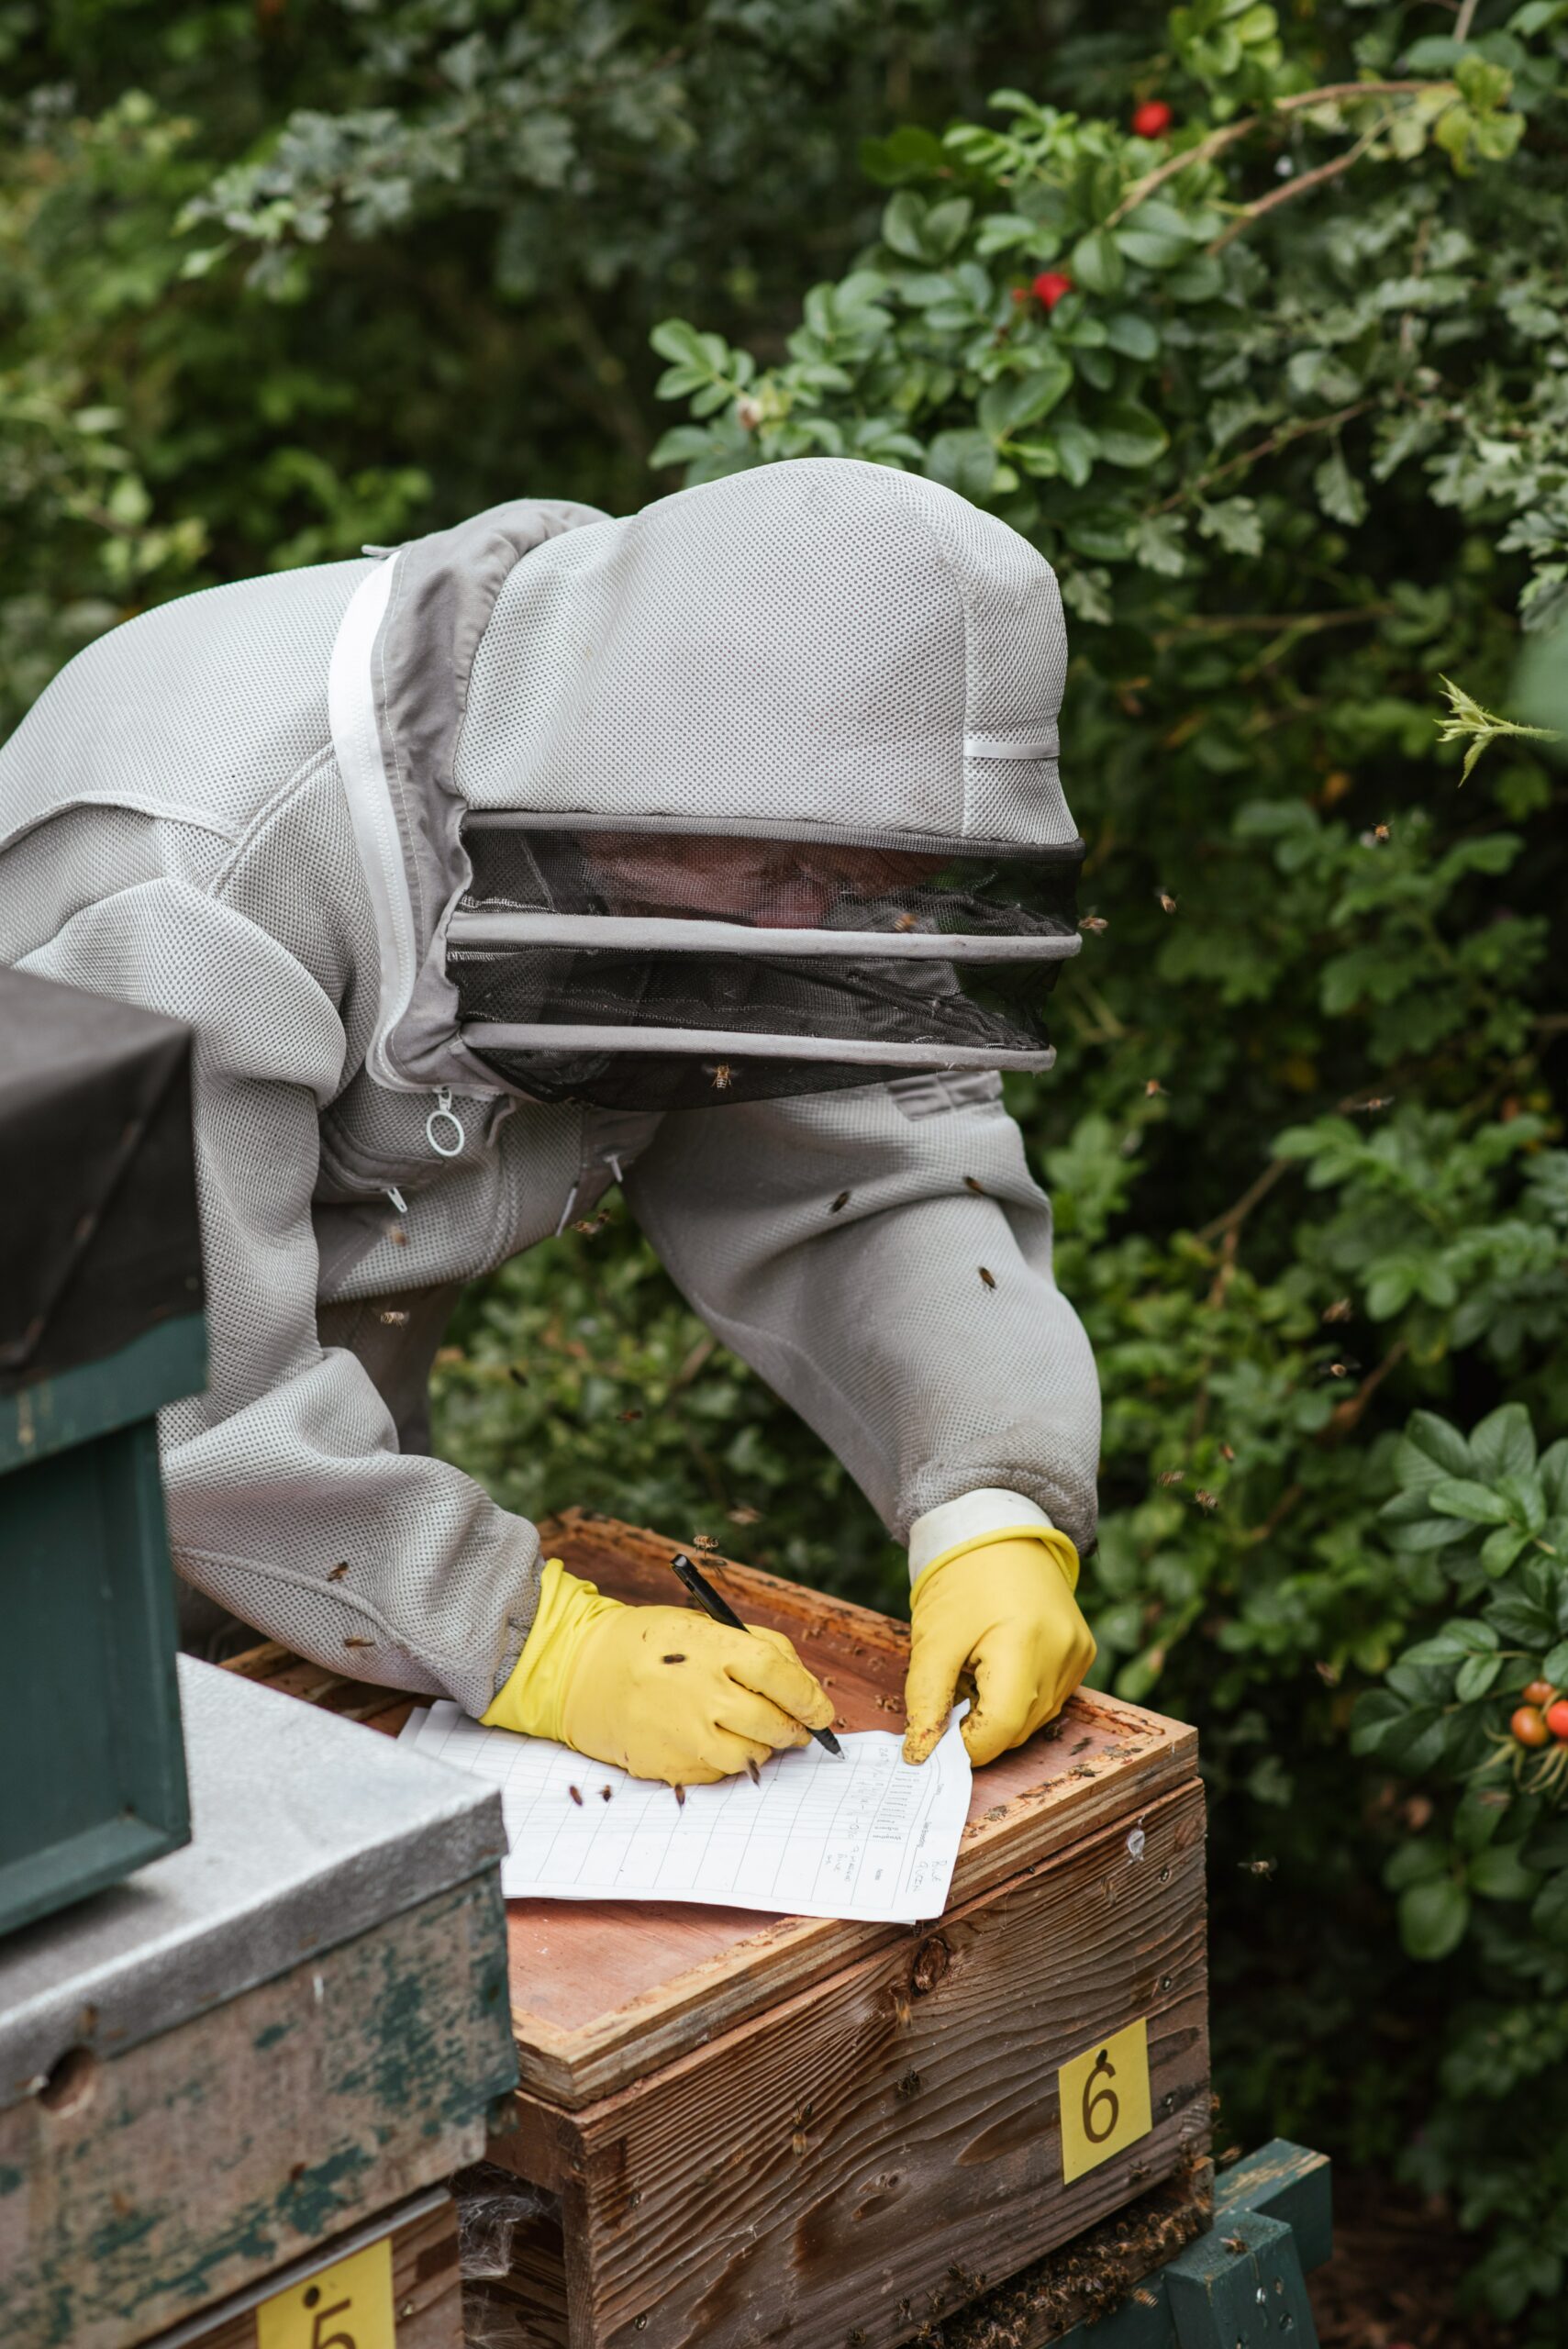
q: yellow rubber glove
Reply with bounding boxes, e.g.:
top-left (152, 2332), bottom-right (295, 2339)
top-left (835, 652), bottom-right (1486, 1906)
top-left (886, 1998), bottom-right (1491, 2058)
top-left (483, 1558), bottom-right (836, 1785)
top-left (903, 1531), bottom-right (1095, 1768)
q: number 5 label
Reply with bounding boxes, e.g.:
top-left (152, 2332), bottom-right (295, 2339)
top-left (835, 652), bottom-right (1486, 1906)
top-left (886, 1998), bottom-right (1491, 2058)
top-left (256, 2236), bottom-right (396, 2349)
top-left (1057, 2015), bottom-right (1153, 2184)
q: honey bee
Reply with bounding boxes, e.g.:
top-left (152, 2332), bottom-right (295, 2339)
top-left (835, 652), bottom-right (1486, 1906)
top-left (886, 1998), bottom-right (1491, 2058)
top-left (893, 911), bottom-right (918, 933)
top-left (1079, 914), bottom-right (1108, 934)
top-left (1194, 1488), bottom-right (1219, 1510)
top-left (1158, 1467), bottom-right (1185, 1486)
top-left (1155, 888), bottom-right (1178, 914)
top-left (1321, 1297), bottom-right (1352, 1323)
top-left (327, 1561), bottom-right (350, 1583)
top-left (963, 1174), bottom-right (986, 1196)
top-left (1144, 1077), bottom-right (1165, 1097)
top-left (707, 1063), bottom-right (735, 1091)
top-left (978, 1265), bottom-right (996, 1289)
top-left (1238, 1857), bottom-right (1275, 1878)
top-left (343, 1633), bottom-right (373, 1649)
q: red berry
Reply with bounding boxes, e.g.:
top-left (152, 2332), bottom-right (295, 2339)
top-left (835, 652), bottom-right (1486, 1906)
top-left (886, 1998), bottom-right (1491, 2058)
top-left (1548, 1700), bottom-right (1568, 1742)
top-left (1132, 100), bottom-right (1173, 139)
top-left (1032, 271), bottom-right (1073, 312)
top-left (1523, 1679), bottom-right (1558, 1707)
top-left (1513, 1704), bottom-right (1550, 1748)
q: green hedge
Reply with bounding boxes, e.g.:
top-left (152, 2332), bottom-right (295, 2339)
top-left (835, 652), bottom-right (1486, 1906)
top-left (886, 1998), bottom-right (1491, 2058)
top-left (5, 0), bottom-right (1567, 2328)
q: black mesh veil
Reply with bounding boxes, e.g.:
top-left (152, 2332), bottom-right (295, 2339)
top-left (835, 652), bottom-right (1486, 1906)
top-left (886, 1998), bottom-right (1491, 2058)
top-left (448, 822), bottom-right (1083, 1113)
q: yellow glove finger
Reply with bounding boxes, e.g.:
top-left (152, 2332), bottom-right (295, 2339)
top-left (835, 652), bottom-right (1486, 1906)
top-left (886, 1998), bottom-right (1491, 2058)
top-left (722, 1622), bottom-right (836, 1732)
top-left (902, 1620), bottom-right (970, 1765)
top-left (962, 1638), bottom-right (1042, 1768)
top-left (674, 1731), bottom-right (782, 1786)
top-left (712, 1684), bottom-right (815, 1755)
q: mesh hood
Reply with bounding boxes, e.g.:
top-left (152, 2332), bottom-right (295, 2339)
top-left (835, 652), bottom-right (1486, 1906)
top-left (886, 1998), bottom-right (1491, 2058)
top-left (453, 458), bottom-right (1074, 850)
top-left (339, 464), bottom-right (1083, 1110)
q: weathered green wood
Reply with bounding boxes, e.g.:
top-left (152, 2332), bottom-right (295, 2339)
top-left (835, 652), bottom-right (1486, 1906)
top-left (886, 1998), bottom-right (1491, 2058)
top-left (0, 1312), bottom-right (206, 1471)
top-left (0, 1408), bottom-right (190, 1935)
top-left (0, 1313), bottom-right (206, 1934)
top-left (1050, 2142), bottom-right (1329, 2349)
top-left (0, 1873), bottom-right (517, 2349)
top-left (1213, 2138), bottom-right (1332, 2272)
top-left (1164, 2210), bottom-right (1317, 2348)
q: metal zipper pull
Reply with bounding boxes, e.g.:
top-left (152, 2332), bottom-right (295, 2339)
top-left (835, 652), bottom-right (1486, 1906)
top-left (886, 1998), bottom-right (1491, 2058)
top-left (385, 1186), bottom-right (407, 1213)
top-left (426, 1088), bottom-right (466, 1159)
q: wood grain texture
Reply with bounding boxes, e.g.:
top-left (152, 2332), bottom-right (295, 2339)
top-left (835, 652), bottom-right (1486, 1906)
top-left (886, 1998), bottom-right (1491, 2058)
top-left (490, 1780), bottom-right (1209, 2349)
top-left (0, 1880), bottom-right (515, 2349)
top-left (231, 1511), bottom-right (1197, 2115)
top-left (515, 1512), bottom-right (1197, 2107)
top-left (140, 2196), bottom-right (462, 2349)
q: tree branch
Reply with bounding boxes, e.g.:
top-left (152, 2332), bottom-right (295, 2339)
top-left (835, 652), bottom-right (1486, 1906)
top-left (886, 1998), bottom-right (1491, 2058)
top-left (1208, 119), bottom-right (1389, 253)
top-left (1152, 399), bottom-right (1377, 515)
top-left (1105, 80), bottom-right (1447, 228)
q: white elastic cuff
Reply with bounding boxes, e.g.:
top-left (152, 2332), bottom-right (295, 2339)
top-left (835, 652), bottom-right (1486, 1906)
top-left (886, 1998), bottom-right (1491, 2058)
top-left (907, 1489), bottom-right (1055, 1587)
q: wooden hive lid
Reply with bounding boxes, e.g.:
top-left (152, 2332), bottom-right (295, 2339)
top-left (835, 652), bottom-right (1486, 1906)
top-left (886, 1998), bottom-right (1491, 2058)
top-left (228, 1510), bottom-right (1198, 2111)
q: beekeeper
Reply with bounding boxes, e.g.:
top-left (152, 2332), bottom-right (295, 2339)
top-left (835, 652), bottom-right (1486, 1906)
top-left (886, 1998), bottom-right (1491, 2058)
top-left (0, 459), bottom-right (1100, 1785)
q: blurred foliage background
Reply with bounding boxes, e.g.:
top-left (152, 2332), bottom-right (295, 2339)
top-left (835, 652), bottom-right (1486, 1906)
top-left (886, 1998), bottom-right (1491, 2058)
top-left (5, 0), bottom-right (1568, 2328)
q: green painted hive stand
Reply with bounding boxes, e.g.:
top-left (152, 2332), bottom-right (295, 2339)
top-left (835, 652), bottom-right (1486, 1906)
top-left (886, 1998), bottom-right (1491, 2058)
top-left (0, 966), bottom-right (208, 1938)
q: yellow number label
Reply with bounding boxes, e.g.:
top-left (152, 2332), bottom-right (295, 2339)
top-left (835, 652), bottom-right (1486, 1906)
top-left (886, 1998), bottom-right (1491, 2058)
top-left (1058, 2016), bottom-right (1152, 2184)
top-left (256, 2237), bottom-right (395, 2349)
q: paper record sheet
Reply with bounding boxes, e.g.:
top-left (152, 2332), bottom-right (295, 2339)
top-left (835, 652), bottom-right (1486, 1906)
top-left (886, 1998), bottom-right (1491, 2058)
top-left (399, 1701), bottom-right (972, 1924)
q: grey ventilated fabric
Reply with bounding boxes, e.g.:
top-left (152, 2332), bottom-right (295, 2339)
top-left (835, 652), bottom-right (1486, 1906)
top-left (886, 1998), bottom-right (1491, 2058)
top-left (452, 462), bottom-right (1074, 847)
top-left (0, 464), bottom-right (1099, 1713)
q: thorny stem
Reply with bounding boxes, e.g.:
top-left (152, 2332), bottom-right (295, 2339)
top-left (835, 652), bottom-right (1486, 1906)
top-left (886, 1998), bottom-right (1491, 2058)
top-left (1104, 81), bottom-right (1448, 228)
top-left (1151, 400), bottom-right (1377, 516)
top-left (1208, 117), bottom-right (1392, 253)
top-left (1152, 605), bottom-right (1395, 642)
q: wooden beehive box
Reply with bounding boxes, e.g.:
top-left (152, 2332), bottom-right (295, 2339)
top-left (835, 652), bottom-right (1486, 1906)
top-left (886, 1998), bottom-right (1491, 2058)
top-left (237, 1509), bottom-right (1210, 2349)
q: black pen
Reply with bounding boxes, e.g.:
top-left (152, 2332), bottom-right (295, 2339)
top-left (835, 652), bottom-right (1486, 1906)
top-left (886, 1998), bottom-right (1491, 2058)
top-left (668, 1552), bottom-right (844, 1759)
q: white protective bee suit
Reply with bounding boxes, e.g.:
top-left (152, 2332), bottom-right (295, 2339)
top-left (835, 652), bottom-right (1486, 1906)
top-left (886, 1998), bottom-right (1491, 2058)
top-left (0, 459), bottom-right (1100, 1722)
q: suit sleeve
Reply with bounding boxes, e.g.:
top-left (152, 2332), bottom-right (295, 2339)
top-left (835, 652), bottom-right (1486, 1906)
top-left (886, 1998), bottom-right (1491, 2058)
top-left (622, 1072), bottom-right (1100, 1553)
top-left (21, 878), bottom-right (542, 1714)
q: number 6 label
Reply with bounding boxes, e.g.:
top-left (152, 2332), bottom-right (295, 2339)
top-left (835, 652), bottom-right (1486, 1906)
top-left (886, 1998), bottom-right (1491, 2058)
top-left (257, 2236), bottom-right (396, 2349)
top-left (1057, 2016), bottom-right (1153, 2183)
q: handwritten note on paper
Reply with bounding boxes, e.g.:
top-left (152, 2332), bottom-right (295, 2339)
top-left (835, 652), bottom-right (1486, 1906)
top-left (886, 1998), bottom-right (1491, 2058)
top-left (399, 1702), bottom-right (972, 1924)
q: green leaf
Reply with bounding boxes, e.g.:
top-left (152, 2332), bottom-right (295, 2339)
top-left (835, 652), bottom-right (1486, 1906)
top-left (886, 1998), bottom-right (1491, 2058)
top-left (1403, 1413), bottom-right (1476, 1483)
top-left (978, 354), bottom-right (1073, 437)
top-left (1385, 1835), bottom-right (1451, 1889)
top-left (1541, 1639), bottom-right (1568, 1685)
top-left (1472, 1401), bottom-right (1537, 1481)
top-left (925, 429), bottom-right (997, 502)
top-left (1051, 421), bottom-right (1099, 487)
top-left (859, 125), bottom-right (947, 187)
top-left (1482, 1524), bottom-right (1532, 1578)
top-left (1455, 1651), bottom-right (1503, 1701)
top-left (1104, 311), bottom-right (1160, 361)
top-left (882, 192), bottom-right (929, 262)
top-left (1094, 402), bottom-right (1169, 469)
top-left (1398, 1876), bottom-right (1471, 1961)
top-left (1165, 255), bottom-right (1225, 304)
top-left (1314, 445), bottom-right (1368, 528)
top-left (1070, 228), bottom-right (1126, 295)
top-left (650, 318), bottom-right (713, 369)
top-left (1530, 1867), bottom-right (1568, 1944)
top-left (1428, 1479), bottom-right (1514, 1525)
top-left (1468, 1843), bottom-right (1539, 1900)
